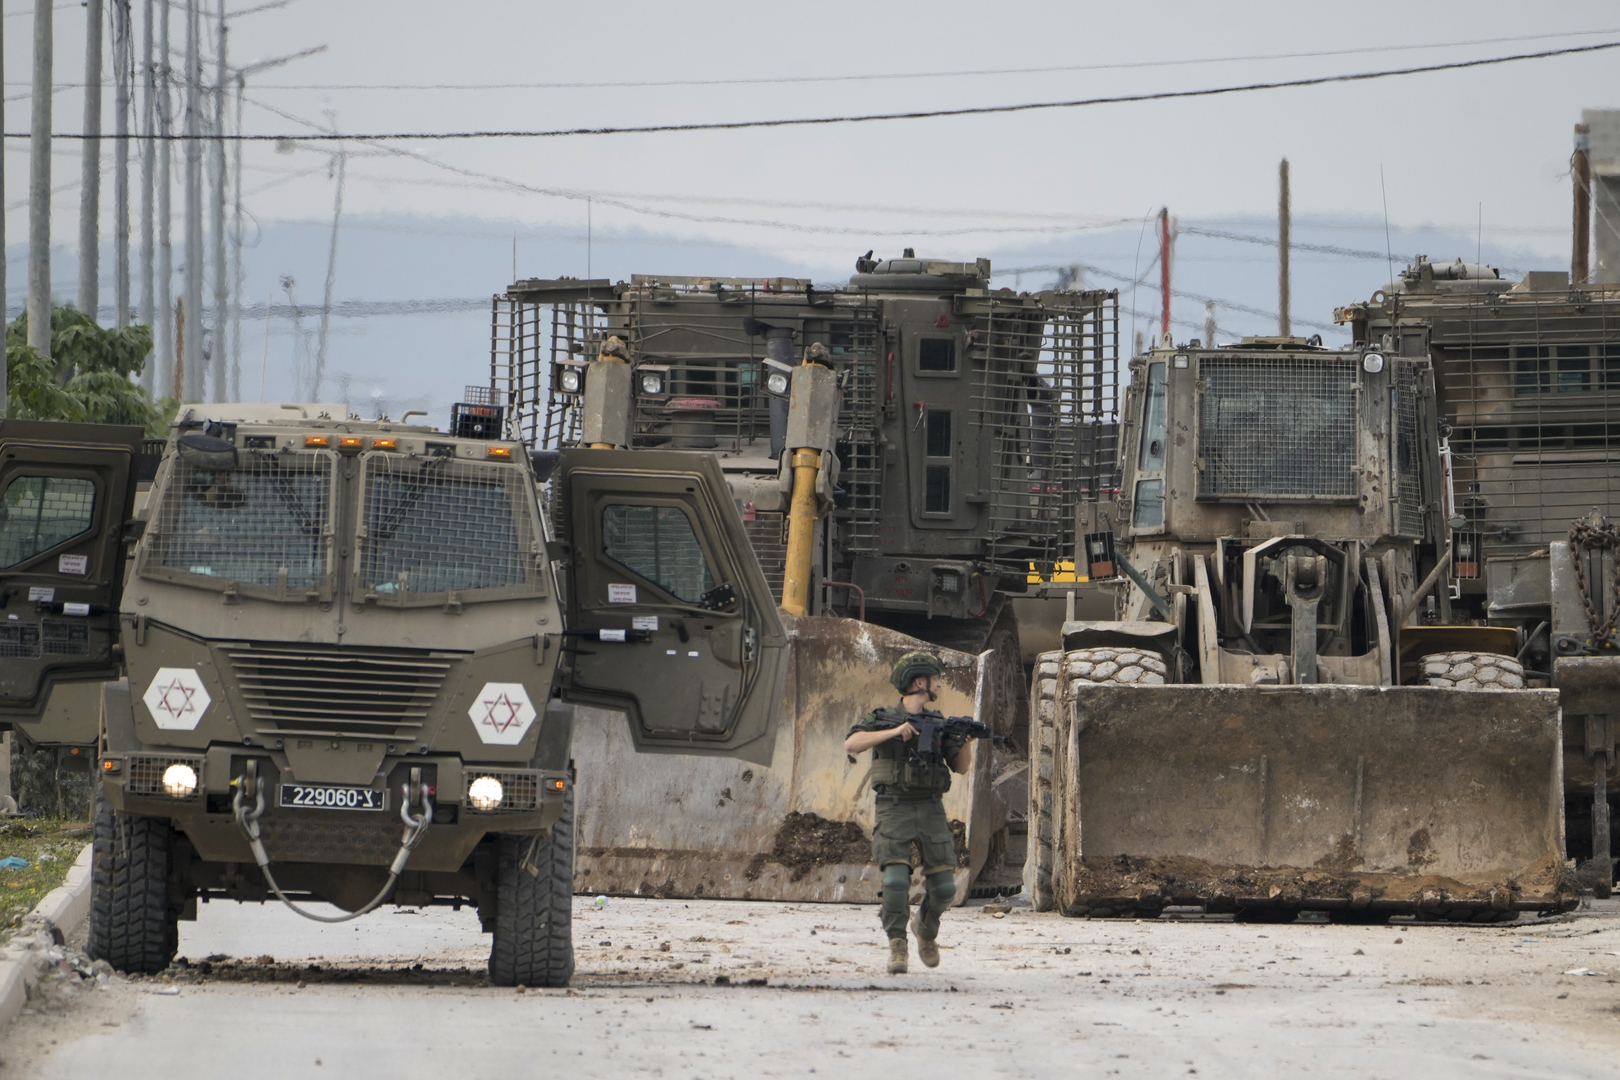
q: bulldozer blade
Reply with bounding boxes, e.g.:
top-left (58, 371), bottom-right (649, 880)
top-left (572, 615), bottom-right (1002, 904)
top-left (1038, 684), bottom-right (1570, 918)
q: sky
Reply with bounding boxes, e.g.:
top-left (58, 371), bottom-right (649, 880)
top-left (3, 0), bottom-right (1619, 420)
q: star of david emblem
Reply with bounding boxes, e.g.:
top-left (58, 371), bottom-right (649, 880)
top-left (481, 693), bottom-right (524, 734)
top-left (467, 683), bottom-right (536, 745)
top-left (142, 668), bottom-right (211, 731)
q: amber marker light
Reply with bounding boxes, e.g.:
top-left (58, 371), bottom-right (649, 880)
top-left (304, 435), bottom-right (330, 447)
top-left (371, 438), bottom-right (397, 450)
top-left (487, 445), bottom-right (513, 459)
top-left (550, 779), bottom-right (566, 790)
top-left (338, 436), bottom-right (364, 450)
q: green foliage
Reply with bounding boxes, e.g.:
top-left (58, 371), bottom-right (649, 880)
top-left (5, 306), bottom-right (175, 435)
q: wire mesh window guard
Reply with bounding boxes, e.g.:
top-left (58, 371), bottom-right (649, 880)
top-left (359, 456), bottom-right (534, 597)
top-left (146, 452), bottom-right (332, 590)
top-left (601, 504), bottom-right (716, 603)
top-left (1197, 356), bottom-right (1358, 501)
top-left (0, 476), bottom-right (96, 568)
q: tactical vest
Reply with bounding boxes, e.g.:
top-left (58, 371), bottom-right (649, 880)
top-left (865, 706), bottom-right (954, 797)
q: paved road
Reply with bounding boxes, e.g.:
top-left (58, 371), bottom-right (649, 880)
top-left (5, 895), bottom-right (1620, 1078)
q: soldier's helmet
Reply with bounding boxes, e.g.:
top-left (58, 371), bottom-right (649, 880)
top-left (891, 651), bottom-right (945, 694)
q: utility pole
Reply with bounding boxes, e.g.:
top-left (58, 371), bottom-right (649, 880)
top-left (28, 0), bottom-right (54, 357)
top-left (315, 148), bottom-right (345, 401)
top-left (1573, 124), bottom-right (1591, 286)
top-left (80, 0), bottom-right (104, 321)
top-left (182, 0), bottom-right (203, 400)
top-left (113, 0), bottom-right (132, 328)
top-left (227, 45), bottom-right (328, 402)
top-left (156, 0), bottom-right (172, 395)
top-left (1157, 208), bottom-right (1171, 345)
top-left (138, 0), bottom-right (154, 384)
top-left (230, 73), bottom-right (245, 400)
top-left (1278, 157), bottom-right (1291, 338)
top-left (210, 0), bottom-right (227, 400)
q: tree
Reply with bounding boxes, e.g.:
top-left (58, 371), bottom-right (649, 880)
top-left (5, 307), bottom-right (173, 435)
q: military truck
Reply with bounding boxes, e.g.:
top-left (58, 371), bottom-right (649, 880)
top-left (489, 255), bottom-right (1120, 900)
top-left (0, 403), bottom-right (789, 983)
top-left (1336, 258), bottom-right (1620, 895)
top-left (1025, 337), bottom-right (1569, 922)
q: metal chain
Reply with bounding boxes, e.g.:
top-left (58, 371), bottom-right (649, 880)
top-left (1568, 518), bottom-right (1620, 642)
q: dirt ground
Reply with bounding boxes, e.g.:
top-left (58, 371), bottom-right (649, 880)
top-left (4, 894), bottom-right (1620, 1078)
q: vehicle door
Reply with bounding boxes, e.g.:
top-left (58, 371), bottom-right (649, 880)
top-left (556, 448), bottom-right (788, 760)
top-left (0, 420), bottom-right (144, 740)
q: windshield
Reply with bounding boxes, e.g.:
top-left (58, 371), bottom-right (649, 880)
top-left (359, 456), bottom-right (536, 596)
top-left (146, 453), bottom-right (332, 589)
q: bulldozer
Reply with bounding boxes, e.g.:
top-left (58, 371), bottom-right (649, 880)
top-left (1025, 336), bottom-right (1569, 922)
top-left (490, 254), bottom-right (1122, 901)
top-left (1336, 255), bottom-right (1620, 897)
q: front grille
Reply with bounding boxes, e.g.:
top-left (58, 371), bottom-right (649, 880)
top-left (465, 769), bottom-right (542, 814)
top-left (227, 646), bottom-right (455, 738)
top-left (1198, 356), bottom-right (1358, 500)
top-left (125, 753), bottom-right (205, 802)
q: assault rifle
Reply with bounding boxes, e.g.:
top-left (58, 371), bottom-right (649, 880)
top-left (869, 710), bottom-right (1001, 766)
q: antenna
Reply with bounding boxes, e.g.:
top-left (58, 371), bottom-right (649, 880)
top-left (1128, 206), bottom-right (1153, 353)
top-left (1379, 165), bottom-right (1395, 286)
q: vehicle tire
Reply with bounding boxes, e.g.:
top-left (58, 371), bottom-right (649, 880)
top-left (87, 777), bottom-right (179, 975)
top-left (489, 786), bottom-right (575, 988)
top-left (1024, 651), bottom-right (1062, 913)
top-left (1419, 651), bottom-right (1526, 691)
top-left (1063, 646), bottom-right (1169, 686)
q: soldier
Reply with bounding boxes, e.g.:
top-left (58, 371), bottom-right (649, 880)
top-left (844, 651), bottom-right (973, 974)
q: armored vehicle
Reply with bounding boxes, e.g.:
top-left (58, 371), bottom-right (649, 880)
top-left (1337, 258), bottom-right (1620, 894)
top-left (0, 404), bottom-right (788, 983)
top-left (1025, 338), bottom-right (1568, 922)
top-left (490, 256), bottom-right (1120, 901)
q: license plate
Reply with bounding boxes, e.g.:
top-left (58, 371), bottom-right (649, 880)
top-left (278, 783), bottom-right (386, 812)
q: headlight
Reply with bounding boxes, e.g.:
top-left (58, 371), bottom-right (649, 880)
top-left (468, 776), bottom-right (504, 811)
top-left (162, 763), bottom-right (198, 798)
top-left (640, 372), bottom-right (664, 395)
top-left (1362, 352), bottom-right (1385, 374)
top-left (766, 371), bottom-right (790, 396)
top-left (559, 367), bottom-right (582, 393)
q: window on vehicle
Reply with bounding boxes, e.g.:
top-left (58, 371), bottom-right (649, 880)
top-left (918, 338), bottom-right (956, 372)
top-left (1557, 346), bottom-right (1591, 393)
top-left (0, 476), bottom-right (97, 569)
top-left (360, 457), bottom-right (532, 595)
top-left (925, 410), bottom-right (952, 458)
top-left (601, 503), bottom-right (716, 603)
top-left (1132, 478), bottom-right (1164, 529)
top-left (1138, 362), bottom-right (1167, 470)
top-left (149, 454), bottom-right (331, 589)
top-left (925, 465), bottom-right (952, 514)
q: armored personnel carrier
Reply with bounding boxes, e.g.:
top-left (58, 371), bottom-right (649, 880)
top-left (1025, 337), bottom-right (1568, 922)
top-left (489, 255), bottom-right (1120, 901)
top-left (0, 403), bottom-right (788, 983)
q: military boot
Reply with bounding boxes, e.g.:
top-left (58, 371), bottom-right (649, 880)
top-left (887, 938), bottom-right (908, 974)
top-left (910, 914), bottom-right (940, 968)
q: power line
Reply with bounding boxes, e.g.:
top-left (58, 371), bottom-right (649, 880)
top-left (8, 40), bottom-right (1618, 142)
top-left (190, 27), bottom-right (1620, 91)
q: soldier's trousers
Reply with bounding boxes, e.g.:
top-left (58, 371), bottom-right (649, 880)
top-left (872, 795), bottom-right (958, 941)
